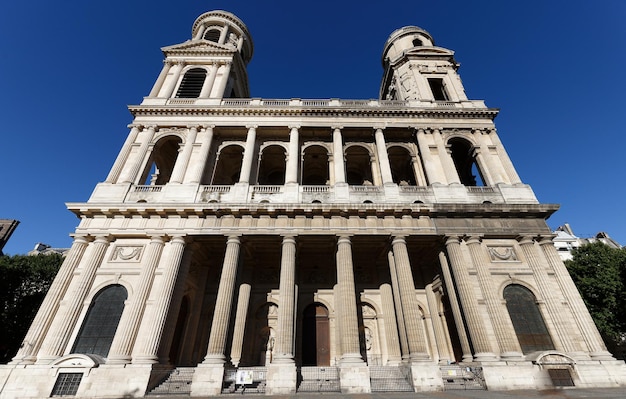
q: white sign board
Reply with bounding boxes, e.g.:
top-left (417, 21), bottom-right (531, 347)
top-left (236, 370), bottom-right (253, 385)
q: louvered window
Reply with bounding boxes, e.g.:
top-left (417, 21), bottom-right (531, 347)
top-left (204, 28), bottom-right (221, 43)
top-left (175, 68), bottom-right (207, 98)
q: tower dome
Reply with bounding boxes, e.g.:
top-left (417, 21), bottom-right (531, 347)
top-left (381, 26), bottom-right (434, 67)
top-left (192, 10), bottom-right (254, 64)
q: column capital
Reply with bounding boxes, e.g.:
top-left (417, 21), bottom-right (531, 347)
top-left (92, 234), bottom-right (114, 244)
top-left (331, 126), bottom-right (343, 131)
top-left (391, 235), bottom-right (407, 246)
top-left (127, 123), bottom-right (141, 129)
top-left (245, 125), bottom-right (258, 130)
top-left (281, 235), bottom-right (297, 244)
top-left (516, 235), bottom-right (537, 246)
top-left (537, 235), bottom-right (557, 246)
top-left (336, 235), bottom-right (352, 245)
top-left (186, 124), bottom-right (200, 130)
top-left (226, 235), bottom-right (242, 245)
top-left (464, 235), bottom-right (482, 245)
top-left (373, 126), bottom-right (385, 132)
top-left (444, 236), bottom-right (462, 246)
top-left (288, 125), bottom-right (300, 131)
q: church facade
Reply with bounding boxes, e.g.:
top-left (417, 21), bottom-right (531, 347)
top-left (2, 10), bottom-right (625, 398)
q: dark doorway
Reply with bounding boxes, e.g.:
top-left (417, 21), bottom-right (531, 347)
top-left (302, 303), bottom-right (330, 366)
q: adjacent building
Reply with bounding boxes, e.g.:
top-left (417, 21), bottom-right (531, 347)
top-left (2, 10), bottom-right (625, 398)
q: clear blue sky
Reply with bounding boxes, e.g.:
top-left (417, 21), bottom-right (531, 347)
top-left (1, 1), bottom-right (625, 255)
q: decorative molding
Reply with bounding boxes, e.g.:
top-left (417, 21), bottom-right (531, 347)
top-left (487, 246), bottom-right (518, 262)
top-left (111, 245), bottom-right (144, 262)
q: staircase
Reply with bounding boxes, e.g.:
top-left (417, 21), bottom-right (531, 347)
top-left (297, 366), bottom-right (340, 392)
top-left (440, 364), bottom-right (486, 390)
top-left (370, 365), bottom-right (414, 392)
top-left (147, 367), bottom-right (195, 396)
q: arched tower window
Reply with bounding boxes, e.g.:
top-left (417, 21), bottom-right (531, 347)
top-left (140, 136), bottom-right (182, 185)
top-left (204, 28), bottom-right (221, 43)
top-left (412, 38), bottom-right (423, 47)
top-left (388, 146), bottom-right (416, 185)
top-left (448, 138), bottom-right (485, 186)
top-left (503, 284), bottom-right (555, 354)
top-left (175, 68), bottom-right (207, 98)
top-left (211, 145), bottom-right (244, 185)
top-left (72, 285), bottom-right (127, 358)
top-left (345, 146), bottom-right (373, 185)
top-left (257, 145), bottom-right (286, 185)
top-left (302, 145), bottom-right (329, 185)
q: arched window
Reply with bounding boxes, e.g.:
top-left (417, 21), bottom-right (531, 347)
top-left (72, 285), bottom-right (127, 358)
top-left (204, 28), bottom-right (221, 43)
top-left (503, 284), bottom-right (554, 353)
top-left (388, 146), bottom-right (416, 185)
top-left (257, 145), bottom-right (286, 185)
top-left (211, 145), bottom-right (244, 185)
top-left (345, 146), bottom-right (373, 185)
top-left (449, 137), bottom-right (485, 186)
top-left (301, 145), bottom-right (329, 185)
top-left (412, 38), bottom-right (423, 47)
top-left (140, 136), bottom-right (182, 185)
top-left (175, 68), bottom-right (207, 98)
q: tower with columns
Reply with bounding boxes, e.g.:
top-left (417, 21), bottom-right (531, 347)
top-left (2, 10), bottom-right (625, 398)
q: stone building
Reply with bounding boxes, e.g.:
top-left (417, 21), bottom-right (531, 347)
top-left (2, 10), bottom-right (625, 398)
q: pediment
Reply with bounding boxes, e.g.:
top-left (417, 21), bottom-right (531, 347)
top-left (527, 350), bottom-right (576, 365)
top-left (162, 40), bottom-right (236, 54)
top-left (50, 353), bottom-right (105, 368)
top-left (405, 46), bottom-right (455, 57)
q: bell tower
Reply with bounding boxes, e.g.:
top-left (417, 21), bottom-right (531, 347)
top-left (146, 10), bottom-right (253, 101)
top-left (380, 26), bottom-right (467, 102)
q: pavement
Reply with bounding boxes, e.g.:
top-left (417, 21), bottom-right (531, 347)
top-left (146, 388), bottom-right (626, 399)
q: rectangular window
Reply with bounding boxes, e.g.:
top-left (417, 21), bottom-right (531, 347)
top-left (547, 369), bottom-right (575, 387)
top-left (427, 78), bottom-right (449, 101)
top-left (51, 373), bottom-right (83, 397)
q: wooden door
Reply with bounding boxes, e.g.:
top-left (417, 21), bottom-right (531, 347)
top-left (302, 303), bottom-right (330, 366)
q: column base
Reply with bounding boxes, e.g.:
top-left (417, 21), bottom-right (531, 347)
top-left (500, 351), bottom-right (524, 361)
top-left (473, 352), bottom-right (498, 362)
top-left (339, 362), bottom-right (371, 393)
top-left (191, 362), bottom-right (225, 397)
top-left (131, 355), bottom-right (159, 364)
top-left (105, 354), bottom-right (132, 365)
top-left (409, 362), bottom-right (444, 392)
top-left (266, 361), bottom-right (297, 395)
top-left (589, 350), bottom-right (616, 361)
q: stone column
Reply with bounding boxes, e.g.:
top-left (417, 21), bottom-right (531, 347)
top-left (229, 283), bottom-right (251, 367)
top-left (444, 237), bottom-right (496, 360)
top-left (335, 236), bottom-right (364, 364)
top-left (433, 129), bottom-right (460, 184)
top-left (415, 128), bottom-right (442, 184)
top-left (411, 155), bottom-right (428, 186)
top-left (149, 61), bottom-right (172, 97)
top-left (36, 236), bottom-right (111, 363)
top-left (388, 251), bottom-right (409, 359)
top-left (238, 126), bottom-right (257, 184)
top-left (200, 63), bottom-right (218, 98)
top-left (212, 61), bottom-right (232, 98)
top-left (119, 125), bottom-right (156, 184)
top-left (465, 236), bottom-right (522, 359)
top-left (488, 129), bottom-right (522, 184)
top-left (12, 237), bottom-right (89, 364)
top-left (380, 283), bottom-right (402, 365)
top-left (108, 236), bottom-right (166, 364)
top-left (517, 236), bottom-right (572, 352)
top-left (332, 127), bottom-right (346, 184)
top-left (374, 128), bottom-right (393, 184)
top-left (285, 127), bottom-right (300, 184)
top-left (274, 236), bottom-right (297, 362)
top-left (203, 236), bottom-right (242, 364)
top-left (133, 236), bottom-right (188, 364)
top-left (170, 126), bottom-right (198, 184)
top-left (438, 251), bottom-right (472, 362)
top-left (475, 129), bottom-right (504, 184)
top-left (426, 284), bottom-right (451, 363)
top-left (391, 236), bottom-right (429, 361)
top-left (105, 125), bottom-right (140, 183)
top-left (472, 148), bottom-right (495, 186)
top-left (370, 155), bottom-right (382, 186)
top-left (158, 61), bottom-right (184, 98)
top-left (538, 236), bottom-right (614, 360)
top-left (185, 126), bottom-right (214, 184)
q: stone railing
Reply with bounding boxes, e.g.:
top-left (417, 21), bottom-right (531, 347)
top-left (133, 185), bottom-right (163, 192)
top-left (302, 185), bottom-right (331, 193)
top-left (252, 185), bottom-right (282, 194)
top-left (200, 185), bottom-right (232, 194)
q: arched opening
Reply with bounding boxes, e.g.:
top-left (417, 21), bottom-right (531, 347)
top-left (175, 68), bottom-right (207, 98)
top-left (257, 145), bottom-right (286, 185)
top-left (211, 145), bottom-right (244, 185)
top-left (204, 28), bottom-right (221, 43)
top-left (345, 146), bottom-right (373, 185)
top-left (504, 284), bottom-right (555, 353)
top-left (140, 136), bottom-right (182, 185)
top-left (412, 38), bottom-right (423, 47)
top-left (449, 138), bottom-right (485, 186)
top-left (302, 303), bottom-right (330, 366)
top-left (168, 296), bottom-right (190, 365)
top-left (388, 146), bottom-right (416, 185)
top-left (301, 145), bottom-right (329, 185)
top-left (72, 285), bottom-right (127, 358)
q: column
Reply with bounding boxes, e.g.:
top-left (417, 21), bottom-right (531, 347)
top-left (391, 237), bottom-right (429, 361)
top-left (105, 125), bottom-right (140, 183)
top-left (158, 61), bottom-right (184, 98)
top-left (212, 61), bottom-right (232, 98)
top-left (149, 61), bottom-right (172, 97)
top-left (133, 236), bottom-right (188, 363)
top-left (274, 236), bottom-right (297, 362)
top-left (332, 127), bottom-right (346, 184)
top-left (517, 236), bottom-right (570, 352)
top-left (432, 128), bottom-right (460, 184)
top-left (475, 129), bottom-right (503, 184)
top-left (444, 237), bottom-right (496, 360)
top-left (370, 155), bottom-right (382, 186)
top-left (107, 236), bottom-right (166, 364)
top-left (374, 128), bottom-right (393, 184)
top-left (465, 236), bottom-right (522, 359)
top-left (120, 125), bottom-right (156, 184)
top-left (36, 236), bottom-right (111, 363)
top-left (229, 284), bottom-right (251, 367)
top-left (472, 148), bottom-right (495, 186)
top-left (238, 126), bottom-right (257, 184)
top-left (199, 63), bottom-right (219, 98)
top-left (415, 128), bottom-right (441, 184)
top-left (335, 236), bottom-right (364, 364)
top-left (388, 251), bottom-right (409, 359)
top-left (438, 251), bottom-right (472, 362)
top-left (185, 126), bottom-right (214, 184)
top-left (411, 155), bottom-right (428, 186)
top-left (380, 283), bottom-right (402, 364)
top-left (488, 129), bottom-right (522, 184)
top-left (203, 236), bottom-right (242, 363)
top-left (12, 237), bottom-right (89, 364)
top-left (285, 127), bottom-right (300, 184)
top-left (169, 126), bottom-right (198, 184)
top-left (539, 236), bottom-right (614, 360)
top-left (426, 284), bottom-right (451, 363)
